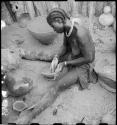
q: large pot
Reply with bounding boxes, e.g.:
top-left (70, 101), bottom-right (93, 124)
top-left (99, 6), bottom-right (114, 27)
top-left (5, 74), bottom-right (33, 97)
top-left (27, 16), bottom-right (58, 45)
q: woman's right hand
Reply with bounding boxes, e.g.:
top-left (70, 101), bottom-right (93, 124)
top-left (50, 55), bottom-right (58, 73)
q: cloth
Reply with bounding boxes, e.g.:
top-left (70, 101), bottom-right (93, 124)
top-left (47, 8), bottom-right (70, 25)
top-left (59, 53), bottom-right (97, 89)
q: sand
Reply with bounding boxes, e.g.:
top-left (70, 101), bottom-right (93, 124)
top-left (2, 59), bottom-right (116, 124)
top-left (1, 16), bottom-right (116, 124)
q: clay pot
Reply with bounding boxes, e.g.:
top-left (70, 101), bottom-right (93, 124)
top-left (27, 16), bottom-right (58, 45)
top-left (5, 74), bottom-right (33, 97)
top-left (104, 6), bottom-right (111, 13)
top-left (13, 101), bottom-right (27, 112)
top-left (99, 6), bottom-right (114, 26)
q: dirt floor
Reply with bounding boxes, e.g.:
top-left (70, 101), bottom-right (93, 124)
top-left (1, 16), bottom-right (116, 124)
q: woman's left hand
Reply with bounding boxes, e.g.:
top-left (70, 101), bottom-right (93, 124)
top-left (55, 62), bottom-right (65, 73)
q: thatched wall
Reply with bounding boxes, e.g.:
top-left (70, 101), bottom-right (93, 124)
top-left (1, 1), bottom-right (116, 28)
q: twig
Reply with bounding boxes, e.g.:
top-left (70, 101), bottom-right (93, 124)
top-left (81, 117), bottom-right (85, 123)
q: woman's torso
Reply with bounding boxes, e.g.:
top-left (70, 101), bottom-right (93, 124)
top-left (64, 24), bottom-right (82, 60)
top-left (63, 23), bottom-right (95, 70)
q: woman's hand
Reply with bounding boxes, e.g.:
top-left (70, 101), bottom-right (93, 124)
top-left (54, 62), bottom-right (66, 80)
top-left (55, 62), bottom-right (65, 73)
top-left (50, 55), bottom-right (59, 73)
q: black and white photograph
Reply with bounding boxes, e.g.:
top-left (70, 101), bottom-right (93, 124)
top-left (1, 1), bottom-right (116, 124)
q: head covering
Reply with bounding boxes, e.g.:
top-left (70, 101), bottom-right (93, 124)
top-left (47, 8), bottom-right (70, 25)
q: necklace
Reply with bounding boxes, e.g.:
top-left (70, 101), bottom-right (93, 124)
top-left (66, 20), bottom-right (74, 37)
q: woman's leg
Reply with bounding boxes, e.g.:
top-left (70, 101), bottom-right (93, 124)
top-left (15, 68), bottom-right (79, 124)
top-left (55, 68), bottom-right (79, 91)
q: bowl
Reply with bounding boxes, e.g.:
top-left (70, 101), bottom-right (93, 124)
top-left (41, 71), bottom-right (56, 79)
top-left (27, 16), bottom-right (58, 45)
top-left (41, 65), bottom-right (57, 80)
top-left (13, 101), bottom-right (27, 112)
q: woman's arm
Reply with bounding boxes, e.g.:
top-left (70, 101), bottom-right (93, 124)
top-left (56, 35), bottom-right (67, 60)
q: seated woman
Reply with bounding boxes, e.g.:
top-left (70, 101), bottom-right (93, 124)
top-left (15, 8), bottom-right (97, 124)
top-left (48, 8), bottom-right (97, 90)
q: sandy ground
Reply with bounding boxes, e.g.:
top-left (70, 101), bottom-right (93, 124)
top-left (2, 59), bottom-right (116, 124)
top-left (1, 17), bottom-right (116, 124)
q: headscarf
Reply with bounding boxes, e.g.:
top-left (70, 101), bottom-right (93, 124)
top-left (47, 8), bottom-right (70, 25)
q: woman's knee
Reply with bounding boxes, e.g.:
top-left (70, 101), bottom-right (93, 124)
top-left (56, 72), bottom-right (78, 91)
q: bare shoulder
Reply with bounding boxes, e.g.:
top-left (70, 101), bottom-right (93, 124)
top-left (75, 24), bottom-right (95, 51)
top-left (75, 24), bottom-right (93, 45)
top-left (76, 25), bottom-right (90, 38)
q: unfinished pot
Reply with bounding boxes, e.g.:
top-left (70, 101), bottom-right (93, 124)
top-left (27, 16), bottom-right (58, 45)
top-left (5, 74), bottom-right (33, 97)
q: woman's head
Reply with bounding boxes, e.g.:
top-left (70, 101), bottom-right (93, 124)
top-left (47, 8), bottom-right (70, 33)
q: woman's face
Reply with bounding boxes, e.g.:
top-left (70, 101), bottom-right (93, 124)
top-left (50, 18), bottom-right (64, 33)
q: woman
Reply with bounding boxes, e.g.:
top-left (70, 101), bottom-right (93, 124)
top-left (15, 8), bottom-right (97, 124)
top-left (48, 8), bottom-right (97, 90)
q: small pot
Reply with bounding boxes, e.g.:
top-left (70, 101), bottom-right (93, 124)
top-left (13, 101), bottom-right (27, 112)
top-left (104, 6), bottom-right (111, 13)
top-left (99, 13), bottom-right (114, 26)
